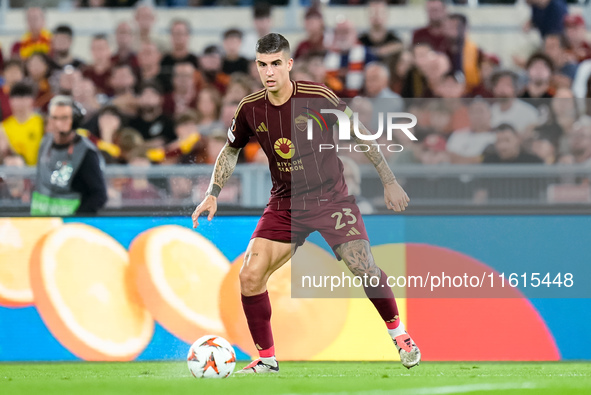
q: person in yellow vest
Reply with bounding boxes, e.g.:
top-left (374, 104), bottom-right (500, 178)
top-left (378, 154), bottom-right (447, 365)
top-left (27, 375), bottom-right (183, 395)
top-left (0, 82), bottom-right (44, 166)
top-left (10, 7), bottom-right (52, 60)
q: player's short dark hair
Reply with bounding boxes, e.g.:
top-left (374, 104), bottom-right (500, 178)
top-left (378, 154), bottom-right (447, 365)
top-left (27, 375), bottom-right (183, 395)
top-left (493, 123), bottom-right (518, 135)
top-left (224, 28), bottom-right (243, 40)
top-left (526, 52), bottom-right (555, 73)
top-left (253, 2), bottom-right (271, 19)
top-left (9, 81), bottom-right (35, 98)
top-left (54, 24), bottom-right (73, 37)
top-left (256, 33), bottom-right (290, 55)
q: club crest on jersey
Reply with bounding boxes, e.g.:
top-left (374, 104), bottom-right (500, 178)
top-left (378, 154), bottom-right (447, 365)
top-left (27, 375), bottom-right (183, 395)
top-left (294, 114), bottom-right (308, 132)
top-left (274, 138), bottom-right (295, 159)
top-left (299, 107), bottom-right (328, 132)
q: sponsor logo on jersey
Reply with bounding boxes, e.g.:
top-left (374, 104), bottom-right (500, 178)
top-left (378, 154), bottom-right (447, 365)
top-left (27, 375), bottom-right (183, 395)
top-left (346, 227), bottom-right (361, 237)
top-left (277, 158), bottom-right (304, 173)
top-left (274, 138), bottom-right (295, 159)
top-left (256, 122), bottom-right (268, 133)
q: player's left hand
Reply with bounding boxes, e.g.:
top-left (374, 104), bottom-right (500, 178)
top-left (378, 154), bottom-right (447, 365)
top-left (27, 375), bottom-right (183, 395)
top-left (384, 180), bottom-right (410, 212)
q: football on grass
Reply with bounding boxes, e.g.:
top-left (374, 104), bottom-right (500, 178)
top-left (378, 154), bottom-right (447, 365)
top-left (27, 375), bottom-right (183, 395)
top-left (187, 335), bottom-right (237, 378)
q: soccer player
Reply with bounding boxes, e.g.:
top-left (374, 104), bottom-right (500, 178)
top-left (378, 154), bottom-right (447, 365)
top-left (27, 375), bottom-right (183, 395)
top-left (191, 33), bottom-right (420, 373)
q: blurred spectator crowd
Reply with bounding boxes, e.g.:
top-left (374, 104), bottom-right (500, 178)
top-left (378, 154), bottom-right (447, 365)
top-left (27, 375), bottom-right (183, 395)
top-left (2, 0), bottom-right (591, 207)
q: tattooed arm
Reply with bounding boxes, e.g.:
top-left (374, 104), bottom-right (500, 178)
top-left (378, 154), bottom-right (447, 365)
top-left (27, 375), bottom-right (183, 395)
top-left (192, 143), bottom-right (241, 227)
top-left (205, 143), bottom-right (241, 197)
top-left (351, 120), bottom-right (410, 212)
top-left (351, 121), bottom-right (397, 186)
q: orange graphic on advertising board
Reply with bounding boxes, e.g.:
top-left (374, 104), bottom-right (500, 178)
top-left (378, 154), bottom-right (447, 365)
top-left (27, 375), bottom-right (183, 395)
top-left (0, 218), bottom-right (62, 307)
top-left (219, 243), bottom-right (350, 360)
top-left (3, 214), bottom-right (558, 363)
top-left (129, 225), bottom-right (229, 344)
top-left (29, 223), bottom-right (154, 361)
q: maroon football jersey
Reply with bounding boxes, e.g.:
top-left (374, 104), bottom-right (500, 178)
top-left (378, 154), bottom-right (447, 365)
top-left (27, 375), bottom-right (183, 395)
top-left (227, 81), bottom-right (350, 210)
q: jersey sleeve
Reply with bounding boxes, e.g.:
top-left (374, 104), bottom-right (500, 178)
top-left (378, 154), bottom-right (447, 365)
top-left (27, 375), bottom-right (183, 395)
top-left (227, 101), bottom-right (253, 149)
top-left (322, 84), bottom-right (352, 129)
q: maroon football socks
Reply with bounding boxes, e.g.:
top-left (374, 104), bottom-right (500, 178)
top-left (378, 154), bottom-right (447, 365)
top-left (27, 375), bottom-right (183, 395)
top-left (241, 290), bottom-right (275, 358)
top-left (364, 269), bottom-right (401, 329)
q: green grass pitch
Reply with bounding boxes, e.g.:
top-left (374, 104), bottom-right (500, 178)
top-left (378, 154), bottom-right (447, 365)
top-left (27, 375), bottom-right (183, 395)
top-left (1, 361), bottom-right (590, 394)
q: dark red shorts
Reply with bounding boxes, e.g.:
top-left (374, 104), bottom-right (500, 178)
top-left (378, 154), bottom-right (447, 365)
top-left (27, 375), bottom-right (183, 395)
top-left (251, 194), bottom-right (369, 259)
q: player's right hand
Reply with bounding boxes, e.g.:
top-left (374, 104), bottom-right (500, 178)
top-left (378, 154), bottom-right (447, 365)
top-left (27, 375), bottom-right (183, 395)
top-left (192, 195), bottom-right (218, 228)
